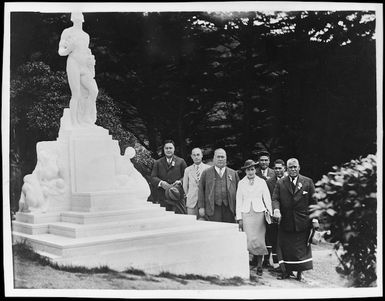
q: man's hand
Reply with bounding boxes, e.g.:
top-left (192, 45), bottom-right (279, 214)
top-left (173, 180), bottom-right (182, 186)
top-left (198, 208), bottom-right (205, 217)
top-left (312, 219), bottom-right (320, 230)
top-left (273, 209), bottom-right (281, 223)
top-left (238, 219), bottom-right (243, 231)
top-left (160, 181), bottom-right (171, 190)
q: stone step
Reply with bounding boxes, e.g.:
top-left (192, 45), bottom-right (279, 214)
top-left (12, 221), bottom-right (50, 235)
top-left (13, 221), bottom-right (241, 258)
top-left (60, 204), bottom-right (170, 224)
top-left (53, 234), bottom-right (250, 278)
top-left (48, 214), bottom-right (197, 238)
top-left (71, 191), bottom-right (152, 212)
top-left (15, 212), bottom-right (61, 224)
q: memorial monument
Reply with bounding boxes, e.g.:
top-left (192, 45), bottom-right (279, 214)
top-left (12, 12), bottom-right (250, 279)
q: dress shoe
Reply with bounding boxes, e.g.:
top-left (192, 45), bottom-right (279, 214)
top-left (277, 272), bottom-right (290, 280)
top-left (296, 271), bottom-right (305, 281)
top-left (256, 267), bottom-right (263, 276)
top-left (277, 271), bottom-right (294, 280)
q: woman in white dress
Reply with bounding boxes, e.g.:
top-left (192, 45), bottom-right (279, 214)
top-left (236, 159), bottom-right (273, 276)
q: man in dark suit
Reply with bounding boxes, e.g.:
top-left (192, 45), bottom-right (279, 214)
top-left (272, 158), bottom-right (319, 281)
top-left (255, 150), bottom-right (275, 180)
top-left (197, 148), bottom-right (239, 223)
top-left (265, 159), bottom-right (286, 271)
top-left (151, 140), bottom-right (187, 212)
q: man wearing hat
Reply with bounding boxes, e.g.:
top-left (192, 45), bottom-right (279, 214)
top-left (151, 140), bottom-right (187, 212)
top-left (183, 148), bottom-right (210, 217)
top-left (255, 150), bottom-right (275, 181)
top-left (197, 148), bottom-right (239, 223)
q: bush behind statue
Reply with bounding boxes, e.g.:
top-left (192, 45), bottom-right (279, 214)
top-left (310, 154), bottom-right (377, 287)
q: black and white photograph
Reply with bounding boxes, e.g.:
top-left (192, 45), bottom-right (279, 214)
top-left (2, 1), bottom-right (383, 299)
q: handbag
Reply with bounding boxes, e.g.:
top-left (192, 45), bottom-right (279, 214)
top-left (261, 197), bottom-right (273, 224)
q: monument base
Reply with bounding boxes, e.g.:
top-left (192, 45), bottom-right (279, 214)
top-left (12, 201), bottom-right (250, 279)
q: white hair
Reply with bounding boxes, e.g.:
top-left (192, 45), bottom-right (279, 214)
top-left (287, 158), bottom-right (300, 166)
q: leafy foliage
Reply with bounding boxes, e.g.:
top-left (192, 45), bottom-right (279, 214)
top-left (310, 154), bottom-right (377, 287)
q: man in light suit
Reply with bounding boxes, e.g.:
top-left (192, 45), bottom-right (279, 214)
top-left (255, 150), bottom-right (275, 180)
top-left (151, 140), bottom-right (187, 212)
top-left (183, 148), bottom-right (210, 217)
top-left (272, 158), bottom-right (319, 281)
top-left (197, 148), bottom-right (239, 223)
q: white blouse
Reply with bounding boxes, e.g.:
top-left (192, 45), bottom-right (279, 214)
top-left (235, 175), bottom-right (273, 221)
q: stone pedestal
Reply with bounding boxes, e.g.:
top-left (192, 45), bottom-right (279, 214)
top-left (12, 110), bottom-right (250, 279)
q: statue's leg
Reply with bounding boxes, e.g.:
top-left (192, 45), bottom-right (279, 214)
top-left (80, 74), bottom-right (99, 125)
top-left (66, 58), bottom-right (81, 127)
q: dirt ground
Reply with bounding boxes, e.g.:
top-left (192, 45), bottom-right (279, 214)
top-left (12, 242), bottom-right (349, 291)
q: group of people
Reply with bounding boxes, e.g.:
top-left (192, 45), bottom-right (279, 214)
top-left (151, 140), bottom-right (319, 281)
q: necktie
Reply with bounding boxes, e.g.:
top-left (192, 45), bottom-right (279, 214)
top-left (196, 165), bottom-right (201, 181)
top-left (220, 168), bottom-right (224, 177)
top-left (291, 177), bottom-right (296, 191)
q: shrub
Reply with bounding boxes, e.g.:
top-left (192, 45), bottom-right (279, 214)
top-left (310, 154), bottom-right (377, 287)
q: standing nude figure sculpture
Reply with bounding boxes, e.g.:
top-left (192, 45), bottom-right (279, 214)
top-left (58, 12), bottom-right (98, 127)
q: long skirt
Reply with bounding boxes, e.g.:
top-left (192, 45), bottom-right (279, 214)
top-left (277, 227), bottom-right (313, 272)
top-left (242, 208), bottom-right (268, 256)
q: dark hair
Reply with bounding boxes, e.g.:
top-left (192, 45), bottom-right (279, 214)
top-left (163, 139), bottom-right (175, 147)
top-left (258, 150), bottom-right (270, 159)
top-left (274, 159), bottom-right (285, 166)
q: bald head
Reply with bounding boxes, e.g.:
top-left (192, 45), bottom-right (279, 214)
top-left (213, 148), bottom-right (227, 168)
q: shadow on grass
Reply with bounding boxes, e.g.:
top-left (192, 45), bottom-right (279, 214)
top-left (156, 271), bottom-right (247, 286)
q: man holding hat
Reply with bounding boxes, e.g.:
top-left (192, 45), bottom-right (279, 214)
top-left (151, 140), bottom-right (187, 212)
top-left (197, 148), bottom-right (239, 223)
top-left (255, 150), bottom-right (275, 181)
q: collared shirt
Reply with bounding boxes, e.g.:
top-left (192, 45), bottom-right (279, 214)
top-left (214, 166), bottom-right (226, 177)
top-left (290, 176), bottom-right (298, 185)
top-left (262, 168), bottom-right (268, 178)
top-left (166, 157), bottom-right (173, 165)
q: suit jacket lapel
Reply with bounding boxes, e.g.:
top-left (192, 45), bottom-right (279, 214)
top-left (284, 176), bottom-right (294, 195)
top-left (161, 157), bottom-right (169, 171)
top-left (293, 175), bottom-right (304, 195)
top-left (167, 156), bottom-right (175, 170)
top-left (225, 168), bottom-right (231, 191)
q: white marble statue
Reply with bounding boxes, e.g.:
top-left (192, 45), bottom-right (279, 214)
top-left (19, 148), bottom-right (66, 213)
top-left (58, 12), bottom-right (98, 128)
top-left (115, 147), bottom-right (151, 200)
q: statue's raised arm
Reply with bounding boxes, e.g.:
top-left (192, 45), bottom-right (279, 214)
top-left (58, 12), bottom-right (98, 128)
top-left (58, 28), bottom-right (75, 57)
